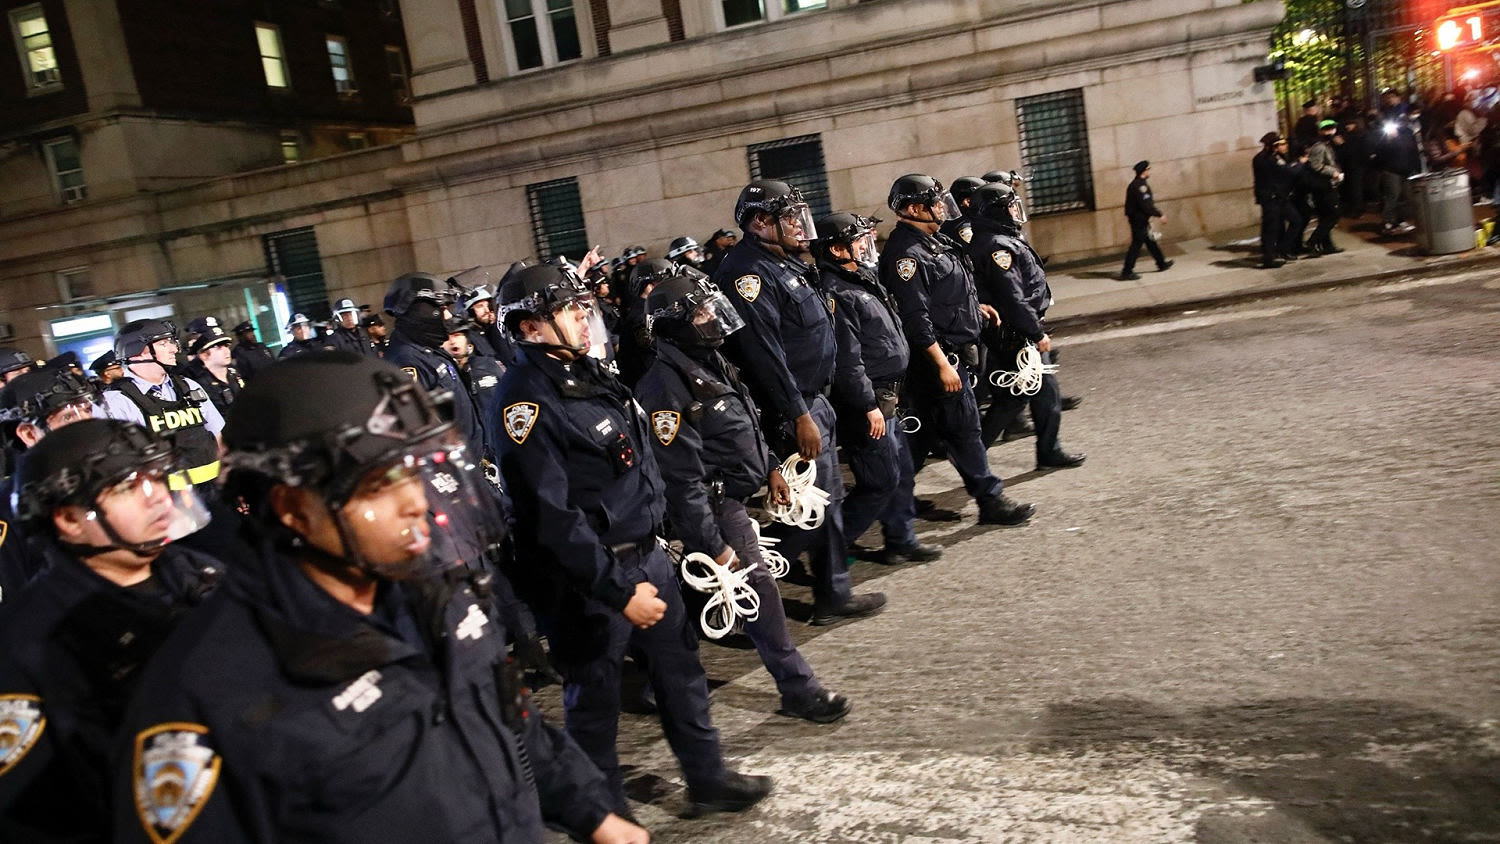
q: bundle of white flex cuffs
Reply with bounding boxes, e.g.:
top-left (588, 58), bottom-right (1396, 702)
top-left (989, 343), bottom-right (1058, 396)
top-left (749, 519), bottom-right (789, 579)
top-left (678, 549), bottom-right (759, 639)
top-left (766, 454), bottom-right (829, 531)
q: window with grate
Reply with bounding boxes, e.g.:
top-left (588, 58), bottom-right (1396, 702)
top-left (9, 4), bottom-right (61, 92)
top-left (527, 178), bottom-right (589, 261)
top-left (1015, 89), bottom-right (1094, 216)
top-left (326, 35), bottom-right (357, 94)
top-left (256, 23), bottom-right (289, 89)
top-left (747, 135), bottom-right (831, 218)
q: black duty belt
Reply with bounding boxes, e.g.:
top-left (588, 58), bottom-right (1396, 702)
top-left (871, 379), bottom-right (903, 394)
top-left (608, 535), bottom-right (659, 561)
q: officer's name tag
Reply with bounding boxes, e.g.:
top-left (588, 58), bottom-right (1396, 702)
top-left (332, 670), bottom-right (383, 713)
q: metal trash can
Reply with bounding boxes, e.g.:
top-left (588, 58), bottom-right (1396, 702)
top-left (1409, 169), bottom-right (1473, 255)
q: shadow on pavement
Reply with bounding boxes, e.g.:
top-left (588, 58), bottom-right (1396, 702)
top-left (1030, 696), bottom-right (1500, 841)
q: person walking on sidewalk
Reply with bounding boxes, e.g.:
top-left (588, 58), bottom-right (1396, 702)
top-left (1118, 161), bottom-right (1172, 280)
top-left (1304, 120), bottom-right (1346, 255)
top-left (1252, 133), bottom-right (1301, 268)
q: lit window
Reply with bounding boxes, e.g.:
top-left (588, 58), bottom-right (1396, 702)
top-left (503, 0), bottom-right (581, 72)
top-left (1015, 89), bottom-right (1095, 215)
top-left (9, 4), bottom-right (62, 91)
top-left (255, 23), bottom-right (289, 89)
top-left (384, 45), bottom-right (410, 105)
top-left (526, 177), bottom-right (589, 261)
top-left (346, 132), bottom-right (369, 151)
top-left (721, 0), bottom-right (826, 28)
top-left (280, 131), bottom-right (300, 164)
top-left (43, 137), bottom-right (86, 204)
top-left (326, 35), bottom-right (357, 94)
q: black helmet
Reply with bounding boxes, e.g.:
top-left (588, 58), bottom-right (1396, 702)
top-left (982, 170), bottom-right (1018, 185)
top-left (89, 349), bottom-right (120, 376)
top-left (628, 258), bottom-right (678, 300)
top-left (115, 319), bottom-right (178, 360)
top-left (887, 174), bottom-right (960, 221)
top-left (383, 272), bottom-right (455, 317)
top-left (667, 236), bottom-right (701, 260)
top-left (13, 418), bottom-right (209, 554)
top-left (645, 271), bottom-right (743, 349)
top-left (222, 352), bottom-right (454, 512)
top-left (1, 362), bottom-right (99, 427)
top-left (950, 176), bottom-right (986, 204)
top-left (497, 264), bottom-right (592, 334)
top-left (183, 316), bottom-right (224, 346)
top-left (814, 211), bottom-right (879, 245)
top-left (0, 347), bottom-right (35, 378)
top-left (734, 179), bottom-right (803, 227)
top-left (971, 182), bottom-right (1024, 225)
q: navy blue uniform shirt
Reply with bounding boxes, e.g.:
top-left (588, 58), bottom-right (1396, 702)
top-left (385, 334), bottom-right (487, 458)
top-left (879, 221), bottom-right (983, 352)
top-left (820, 259), bottom-right (910, 413)
top-left (969, 217), bottom-right (1052, 343)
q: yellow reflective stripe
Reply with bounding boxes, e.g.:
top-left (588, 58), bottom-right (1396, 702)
top-left (167, 460), bottom-right (221, 490)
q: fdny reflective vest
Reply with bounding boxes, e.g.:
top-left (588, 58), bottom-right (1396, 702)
top-left (110, 377), bottom-right (220, 487)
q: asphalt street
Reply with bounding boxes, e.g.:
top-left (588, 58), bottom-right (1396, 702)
top-left (549, 265), bottom-right (1500, 843)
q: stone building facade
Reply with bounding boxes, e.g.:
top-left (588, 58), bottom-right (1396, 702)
top-left (0, 0), bottom-right (1283, 359)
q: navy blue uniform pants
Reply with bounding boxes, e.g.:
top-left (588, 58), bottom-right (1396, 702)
top-left (841, 410), bottom-right (918, 548)
top-left (549, 544), bottom-right (725, 812)
top-left (986, 349), bottom-right (1063, 458)
top-left (908, 357), bottom-right (1004, 501)
top-left (713, 498), bottom-right (820, 703)
top-left (765, 394), bottom-right (853, 610)
top-left (1122, 221), bottom-right (1166, 273)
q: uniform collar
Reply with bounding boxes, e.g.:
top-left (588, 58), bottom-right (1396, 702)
top-left (517, 345), bottom-right (619, 399)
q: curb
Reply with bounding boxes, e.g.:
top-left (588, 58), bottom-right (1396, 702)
top-left (1046, 246), bottom-right (1500, 331)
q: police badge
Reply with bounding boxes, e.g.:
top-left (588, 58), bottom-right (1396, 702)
top-left (503, 402), bottom-right (539, 444)
top-left (651, 410), bottom-right (681, 446)
top-left (132, 723), bottom-right (220, 844)
top-left (895, 257), bottom-right (917, 281)
top-left (734, 275), bottom-right (761, 302)
top-left (401, 366), bottom-right (419, 383)
top-left (0, 694), bottom-right (45, 776)
top-left (959, 225), bottom-right (973, 243)
top-left (992, 250), bottom-right (1013, 270)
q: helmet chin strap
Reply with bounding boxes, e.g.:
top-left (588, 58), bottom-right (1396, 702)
top-left (60, 509), bottom-right (169, 558)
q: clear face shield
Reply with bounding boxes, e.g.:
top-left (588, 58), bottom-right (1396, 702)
top-left (775, 203), bottom-right (818, 250)
top-left (89, 460), bottom-right (213, 554)
top-left (931, 191), bottom-right (963, 222)
top-left (545, 295), bottom-right (608, 359)
top-left (851, 229), bottom-right (880, 268)
top-left (333, 430), bottom-right (493, 580)
top-left (688, 289), bottom-right (745, 346)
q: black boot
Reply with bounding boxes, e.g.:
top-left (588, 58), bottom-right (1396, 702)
top-left (685, 772), bottom-right (773, 818)
top-left (978, 495), bottom-right (1034, 525)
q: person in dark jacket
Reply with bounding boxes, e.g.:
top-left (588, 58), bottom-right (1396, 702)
top-left (111, 353), bottom-right (646, 844)
top-left (0, 419), bottom-right (222, 843)
top-left (381, 273), bottom-right (487, 459)
top-left (1303, 121), bottom-right (1346, 255)
top-left (1118, 160), bottom-right (1173, 280)
top-left (634, 271), bottom-right (852, 723)
top-left (179, 323), bottom-right (245, 418)
top-left (1373, 111), bottom-right (1421, 236)
top-left (230, 321), bottom-right (276, 381)
top-left (326, 298), bottom-right (372, 357)
top-left (1336, 116), bottom-right (1375, 217)
top-left (277, 313), bottom-right (335, 359)
top-left (1252, 133), bottom-right (1302, 268)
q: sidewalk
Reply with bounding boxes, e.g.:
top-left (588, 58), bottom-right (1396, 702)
top-left (1042, 209), bottom-right (1500, 330)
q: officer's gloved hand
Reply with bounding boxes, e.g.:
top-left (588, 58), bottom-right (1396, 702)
top-left (794, 412), bottom-right (822, 459)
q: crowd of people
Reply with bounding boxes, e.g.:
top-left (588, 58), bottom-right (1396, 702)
top-left (0, 168), bottom-right (1085, 842)
top-left (1253, 86), bottom-right (1500, 269)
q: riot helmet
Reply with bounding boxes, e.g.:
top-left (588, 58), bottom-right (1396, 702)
top-left (331, 297), bottom-right (361, 329)
top-left (734, 179), bottom-right (817, 251)
top-left (498, 264), bottom-right (606, 358)
top-left (1, 361), bottom-right (100, 440)
top-left (628, 258), bottom-right (678, 301)
top-left (667, 236), bottom-right (704, 267)
top-left (887, 174), bottom-right (961, 223)
top-left (949, 176), bottom-right (986, 209)
top-left (14, 419), bottom-right (211, 555)
top-left (0, 347), bottom-right (35, 382)
top-left (385, 272), bottom-right (457, 350)
top-left (971, 182), bottom-right (1026, 228)
top-left (645, 271), bottom-right (744, 350)
top-left (814, 212), bottom-right (881, 268)
top-left (981, 170), bottom-right (1028, 222)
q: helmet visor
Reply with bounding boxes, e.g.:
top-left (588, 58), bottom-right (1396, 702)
top-left (1011, 194), bottom-right (1029, 224)
top-left (550, 296), bottom-right (607, 357)
top-left (336, 435), bottom-right (491, 580)
top-left (851, 230), bottom-right (880, 268)
top-left (778, 203), bottom-right (818, 244)
top-left (690, 290), bottom-right (745, 342)
top-left (933, 191), bottom-right (962, 222)
top-left (94, 463), bottom-right (212, 550)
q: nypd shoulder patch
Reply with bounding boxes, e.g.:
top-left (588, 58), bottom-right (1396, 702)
top-left (896, 257), bottom-right (918, 282)
top-left (992, 250), bottom-right (1013, 270)
top-left (0, 520), bottom-right (7, 551)
top-left (401, 366), bottom-right (419, 383)
top-left (734, 275), bottom-right (761, 302)
top-left (133, 722), bottom-right (220, 844)
top-left (958, 224), bottom-right (973, 243)
top-left (0, 693), bottom-right (45, 776)
top-left (651, 410), bottom-right (681, 446)
top-left (503, 402), bottom-right (539, 445)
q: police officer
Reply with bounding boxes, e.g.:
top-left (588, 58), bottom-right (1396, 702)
top-left (815, 212), bottom-right (938, 564)
top-left (443, 316), bottom-right (506, 460)
top-left (382, 273), bottom-right (488, 459)
top-left (0, 348), bottom-right (36, 385)
top-left (615, 259), bottom-right (674, 386)
top-left (1252, 132), bottom-right (1301, 268)
top-left (89, 350), bottom-right (124, 385)
top-left (457, 283), bottom-right (518, 365)
top-left (362, 312), bottom-right (390, 357)
top-left (1119, 160), bottom-right (1173, 281)
top-left (111, 354), bottom-right (645, 844)
top-left (180, 321), bottom-right (245, 418)
top-left (611, 245), bottom-right (646, 292)
top-left (713, 179), bottom-right (886, 624)
top-left (968, 182), bottom-right (1086, 473)
top-left (941, 176), bottom-right (985, 245)
top-left (277, 312), bottom-right (335, 359)
top-left (0, 361), bottom-right (101, 602)
top-left (634, 270), bottom-right (853, 722)
top-left (326, 298), bottom-right (373, 356)
top-left (493, 265), bottom-right (771, 819)
top-left (0, 419), bottom-right (220, 841)
top-left (879, 174), bottom-right (1034, 526)
top-left (699, 228), bottom-right (737, 277)
top-left (99, 319), bottom-right (224, 490)
top-left (230, 320), bottom-right (276, 379)
top-left (666, 235), bottom-right (705, 269)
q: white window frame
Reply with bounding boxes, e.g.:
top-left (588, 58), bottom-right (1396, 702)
top-left (43, 137), bottom-right (86, 204)
top-left (255, 22), bottom-right (290, 90)
top-left (384, 44), bottom-right (410, 105)
top-left (55, 267), bottom-right (92, 302)
top-left (326, 34), bottom-right (357, 94)
top-left (9, 4), bottom-right (63, 94)
top-left (714, 0), bottom-right (827, 30)
top-left (498, 0), bottom-right (583, 75)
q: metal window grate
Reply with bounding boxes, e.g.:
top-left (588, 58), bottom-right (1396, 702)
top-left (748, 135), bottom-right (831, 218)
top-left (1016, 89), bottom-right (1094, 216)
top-left (527, 177), bottom-right (589, 261)
top-left (264, 227), bottom-right (331, 318)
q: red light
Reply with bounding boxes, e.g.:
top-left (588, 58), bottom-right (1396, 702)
top-left (1436, 13), bottom-right (1483, 51)
top-left (434, 512), bottom-right (449, 527)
